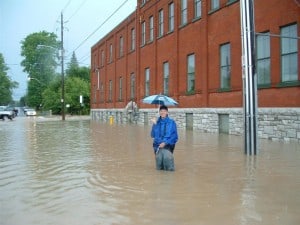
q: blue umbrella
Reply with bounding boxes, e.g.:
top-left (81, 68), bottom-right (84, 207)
top-left (142, 94), bottom-right (178, 106)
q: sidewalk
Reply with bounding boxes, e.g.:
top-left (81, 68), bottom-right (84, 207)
top-left (34, 115), bottom-right (90, 121)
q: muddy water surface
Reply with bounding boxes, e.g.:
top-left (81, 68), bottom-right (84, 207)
top-left (0, 117), bottom-right (299, 225)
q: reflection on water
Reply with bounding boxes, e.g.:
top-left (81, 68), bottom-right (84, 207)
top-left (0, 117), bottom-right (299, 225)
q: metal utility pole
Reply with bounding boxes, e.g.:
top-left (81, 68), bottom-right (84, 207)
top-left (240, 0), bottom-right (258, 155)
top-left (61, 12), bottom-right (65, 121)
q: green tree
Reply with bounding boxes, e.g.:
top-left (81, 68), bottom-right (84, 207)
top-left (0, 53), bottom-right (18, 105)
top-left (42, 76), bottom-right (90, 115)
top-left (66, 52), bottom-right (90, 81)
top-left (21, 31), bottom-right (60, 109)
top-left (64, 77), bottom-right (90, 115)
top-left (66, 51), bottom-right (79, 73)
top-left (42, 77), bottom-right (61, 114)
top-left (39, 50), bottom-right (91, 115)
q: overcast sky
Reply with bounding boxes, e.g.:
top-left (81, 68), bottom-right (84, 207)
top-left (0, 0), bottom-right (137, 101)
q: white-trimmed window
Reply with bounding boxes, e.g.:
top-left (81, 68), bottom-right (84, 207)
top-left (163, 62), bottom-right (169, 95)
top-left (100, 83), bottom-right (104, 102)
top-left (168, 2), bottom-right (174, 32)
top-left (181, 0), bottom-right (188, 25)
top-left (220, 43), bottom-right (231, 89)
top-left (130, 73), bottom-right (135, 99)
top-left (145, 68), bottom-right (150, 96)
top-left (194, 0), bottom-right (201, 18)
top-left (119, 76), bottom-right (123, 100)
top-left (109, 80), bottom-right (112, 102)
top-left (149, 16), bottom-right (154, 41)
top-left (101, 50), bottom-right (104, 66)
top-left (109, 44), bottom-right (113, 62)
top-left (93, 84), bottom-right (96, 103)
top-left (187, 54), bottom-right (195, 92)
top-left (131, 28), bottom-right (135, 51)
top-left (281, 24), bottom-right (298, 82)
top-left (211, 0), bottom-right (219, 11)
top-left (96, 69), bottom-right (100, 90)
top-left (141, 21), bottom-right (146, 46)
top-left (119, 36), bottom-right (124, 57)
top-left (158, 10), bottom-right (164, 37)
top-left (256, 32), bottom-right (270, 85)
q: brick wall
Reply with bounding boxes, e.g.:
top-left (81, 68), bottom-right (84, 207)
top-left (91, 0), bottom-right (299, 110)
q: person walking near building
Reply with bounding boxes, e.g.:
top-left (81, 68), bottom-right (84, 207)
top-left (151, 105), bottom-right (178, 171)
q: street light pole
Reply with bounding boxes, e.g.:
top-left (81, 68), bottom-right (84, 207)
top-left (61, 12), bottom-right (65, 121)
top-left (240, 0), bottom-right (258, 155)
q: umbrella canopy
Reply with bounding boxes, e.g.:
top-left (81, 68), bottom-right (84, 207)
top-left (142, 94), bottom-right (178, 106)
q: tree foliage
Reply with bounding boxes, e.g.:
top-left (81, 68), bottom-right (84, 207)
top-left (65, 77), bottom-right (90, 115)
top-left (66, 52), bottom-right (90, 81)
top-left (42, 76), bottom-right (90, 115)
top-left (21, 31), bottom-right (60, 108)
top-left (42, 77), bottom-right (61, 114)
top-left (0, 53), bottom-right (18, 105)
top-left (20, 31), bottom-right (91, 115)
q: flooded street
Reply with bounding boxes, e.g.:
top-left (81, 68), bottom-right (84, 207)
top-left (0, 117), bottom-right (299, 225)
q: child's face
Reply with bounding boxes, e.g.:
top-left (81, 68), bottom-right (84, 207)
top-left (159, 109), bottom-right (168, 118)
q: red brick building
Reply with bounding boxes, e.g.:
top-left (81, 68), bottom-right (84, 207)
top-left (91, 0), bottom-right (299, 110)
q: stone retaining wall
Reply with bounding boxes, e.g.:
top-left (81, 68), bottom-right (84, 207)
top-left (91, 107), bottom-right (300, 142)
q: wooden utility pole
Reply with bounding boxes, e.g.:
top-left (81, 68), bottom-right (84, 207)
top-left (61, 12), bottom-right (65, 121)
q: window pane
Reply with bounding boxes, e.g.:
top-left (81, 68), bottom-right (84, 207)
top-left (256, 33), bottom-right (270, 85)
top-left (281, 24), bottom-right (298, 82)
top-left (109, 44), bottom-right (113, 62)
top-left (211, 0), bottom-right (219, 10)
top-left (131, 28), bottom-right (135, 50)
top-left (130, 73), bottom-right (135, 99)
top-left (145, 68), bottom-right (150, 96)
top-left (119, 77), bottom-right (123, 100)
top-left (188, 55), bottom-right (195, 72)
top-left (119, 36), bottom-right (123, 57)
top-left (220, 43), bottom-right (231, 89)
top-left (195, 0), bottom-right (201, 18)
top-left (163, 62), bottom-right (169, 95)
top-left (257, 33), bottom-right (270, 59)
top-left (221, 66), bottom-right (231, 88)
top-left (141, 22), bottom-right (146, 45)
top-left (257, 59), bottom-right (270, 85)
top-left (159, 10), bottom-right (164, 37)
top-left (282, 53), bottom-right (298, 82)
top-left (221, 44), bottom-right (230, 66)
top-left (101, 50), bottom-right (104, 66)
top-left (187, 54), bottom-right (195, 92)
top-left (169, 3), bottom-right (174, 32)
top-left (149, 16), bottom-right (154, 41)
top-left (109, 80), bottom-right (112, 101)
top-left (181, 0), bottom-right (187, 25)
top-left (281, 24), bottom-right (297, 54)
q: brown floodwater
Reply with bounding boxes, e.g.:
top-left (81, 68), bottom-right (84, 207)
top-left (0, 117), bottom-right (299, 225)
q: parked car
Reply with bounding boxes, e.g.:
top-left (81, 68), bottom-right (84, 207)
top-left (25, 108), bottom-right (37, 116)
top-left (0, 106), bottom-right (15, 120)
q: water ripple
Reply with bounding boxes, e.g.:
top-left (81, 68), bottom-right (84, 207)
top-left (0, 118), bottom-right (299, 225)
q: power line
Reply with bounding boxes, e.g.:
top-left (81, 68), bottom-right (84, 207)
top-left (62, 0), bottom-right (72, 13)
top-left (66, 0), bottom-right (88, 22)
top-left (70, 0), bottom-right (129, 54)
top-left (78, 53), bottom-right (90, 64)
top-left (52, 0), bottom-right (73, 37)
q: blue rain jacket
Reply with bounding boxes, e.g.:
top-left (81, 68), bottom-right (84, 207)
top-left (151, 116), bottom-right (178, 151)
